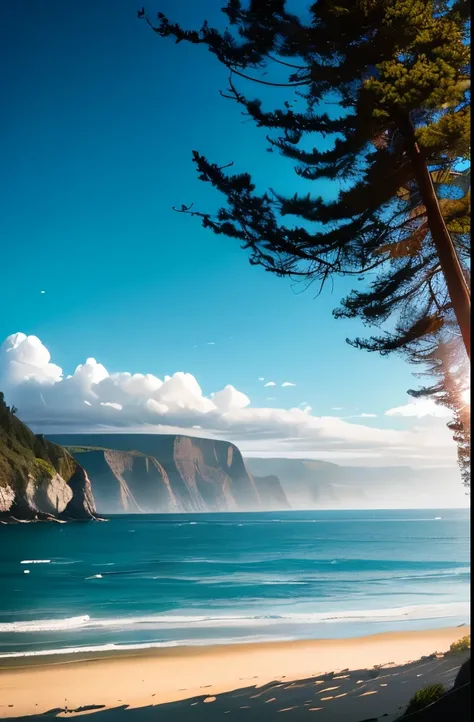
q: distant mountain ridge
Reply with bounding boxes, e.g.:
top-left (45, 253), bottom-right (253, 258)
top-left (51, 434), bottom-right (290, 513)
top-left (244, 457), bottom-right (464, 509)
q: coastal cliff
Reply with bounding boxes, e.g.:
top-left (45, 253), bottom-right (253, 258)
top-left (251, 474), bottom-right (291, 510)
top-left (51, 433), bottom-right (291, 514)
top-left (0, 393), bottom-right (97, 522)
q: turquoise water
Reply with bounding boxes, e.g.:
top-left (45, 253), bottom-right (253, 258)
top-left (0, 509), bottom-right (470, 658)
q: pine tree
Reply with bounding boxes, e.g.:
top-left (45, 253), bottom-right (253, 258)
top-left (144, 0), bottom-right (470, 358)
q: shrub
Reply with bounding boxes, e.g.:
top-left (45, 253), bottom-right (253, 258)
top-left (449, 635), bottom-right (470, 654)
top-left (403, 684), bottom-right (446, 716)
top-left (34, 457), bottom-right (56, 479)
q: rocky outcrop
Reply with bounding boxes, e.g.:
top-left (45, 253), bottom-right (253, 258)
top-left (1, 458), bottom-right (97, 523)
top-left (26, 472), bottom-right (73, 515)
top-left (1, 462), bottom-right (97, 523)
top-left (51, 433), bottom-right (288, 514)
top-left (0, 392), bottom-right (97, 522)
top-left (0, 482), bottom-right (15, 513)
top-left (60, 463), bottom-right (97, 520)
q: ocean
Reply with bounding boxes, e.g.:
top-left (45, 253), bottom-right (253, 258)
top-left (0, 509), bottom-right (470, 659)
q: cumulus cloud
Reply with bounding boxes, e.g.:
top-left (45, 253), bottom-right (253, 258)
top-left (0, 332), bottom-right (459, 467)
top-left (1, 333), bottom-right (63, 385)
top-left (264, 381), bottom-right (276, 387)
top-left (212, 385), bottom-right (250, 411)
top-left (351, 413), bottom-right (377, 418)
top-left (281, 381), bottom-right (296, 387)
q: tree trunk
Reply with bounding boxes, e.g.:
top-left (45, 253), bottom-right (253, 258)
top-left (402, 115), bottom-right (471, 359)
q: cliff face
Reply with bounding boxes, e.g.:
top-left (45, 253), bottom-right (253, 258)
top-left (51, 433), bottom-right (291, 514)
top-left (69, 448), bottom-right (180, 514)
top-left (244, 457), bottom-right (347, 508)
top-left (60, 463), bottom-right (97, 520)
top-left (0, 394), bottom-right (97, 522)
top-left (251, 474), bottom-right (291, 510)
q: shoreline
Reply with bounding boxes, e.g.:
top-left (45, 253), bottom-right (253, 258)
top-left (0, 626), bottom-right (469, 718)
top-left (0, 623), bottom-right (470, 670)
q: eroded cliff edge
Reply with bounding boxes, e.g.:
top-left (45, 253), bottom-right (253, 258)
top-left (53, 433), bottom-right (290, 513)
top-left (0, 393), bottom-right (97, 522)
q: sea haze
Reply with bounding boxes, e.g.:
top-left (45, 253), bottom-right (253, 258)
top-left (0, 509), bottom-right (469, 658)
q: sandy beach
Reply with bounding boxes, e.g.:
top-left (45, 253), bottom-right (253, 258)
top-left (0, 626), bottom-right (469, 720)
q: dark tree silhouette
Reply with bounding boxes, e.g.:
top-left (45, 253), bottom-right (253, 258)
top-left (142, 0), bottom-right (470, 360)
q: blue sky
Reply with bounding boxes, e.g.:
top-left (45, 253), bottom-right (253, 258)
top-left (0, 1), bottom-right (460, 471)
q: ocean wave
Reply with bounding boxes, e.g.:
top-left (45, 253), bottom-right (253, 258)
top-left (20, 560), bottom-right (51, 565)
top-left (262, 581), bottom-right (308, 586)
top-left (0, 634), bottom-right (291, 659)
top-left (177, 557), bottom-right (470, 573)
top-left (0, 602), bottom-right (468, 635)
top-left (0, 615), bottom-right (91, 633)
top-left (147, 516), bottom-right (462, 526)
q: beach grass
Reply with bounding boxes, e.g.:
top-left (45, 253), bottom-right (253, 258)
top-left (449, 634), bottom-right (470, 654)
top-left (403, 683), bottom-right (446, 716)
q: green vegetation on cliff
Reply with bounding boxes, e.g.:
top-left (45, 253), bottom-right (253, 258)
top-left (0, 392), bottom-right (75, 490)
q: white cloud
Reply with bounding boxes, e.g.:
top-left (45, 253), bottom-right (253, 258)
top-left (212, 385), bottom-right (250, 411)
top-left (385, 399), bottom-right (452, 419)
top-left (351, 413), bottom-right (377, 418)
top-left (281, 381), bottom-right (296, 387)
top-left (264, 381), bottom-right (276, 387)
top-left (72, 358), bottom-right (109, 391)
top-left (207, 342), bottom-right (216, 345)
top-left (258, 377), bottom-right (265, 381)
top-left (331, 407), bottom-right (343, 411)
top-left (0, 332), bottom-right (459, 468)
top-left (0, 333), bottom-right (62, 385)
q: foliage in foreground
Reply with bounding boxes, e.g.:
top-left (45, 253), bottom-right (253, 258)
top-left (403, 684), bottom-right (447, 716)
top-left (147, 0), bottom-right (471, 359)
top-left (449, 635), bottom-right (471, 654)
top-left (145, 0), bottom-right (471, 489)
